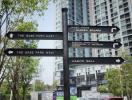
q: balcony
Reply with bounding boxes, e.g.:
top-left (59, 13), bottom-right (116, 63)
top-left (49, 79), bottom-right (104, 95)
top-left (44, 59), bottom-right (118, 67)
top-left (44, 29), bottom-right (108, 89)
top-left (76, 73), bottom-right (106, 86)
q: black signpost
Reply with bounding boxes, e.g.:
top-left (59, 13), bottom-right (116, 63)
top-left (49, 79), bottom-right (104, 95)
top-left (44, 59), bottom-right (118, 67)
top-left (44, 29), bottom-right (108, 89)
top-left (62, 8), bottom-right (70, 100)
top-left (4, 8), bottom-right (124, 100)
top-left (68, 41), bottom-right (122, 49)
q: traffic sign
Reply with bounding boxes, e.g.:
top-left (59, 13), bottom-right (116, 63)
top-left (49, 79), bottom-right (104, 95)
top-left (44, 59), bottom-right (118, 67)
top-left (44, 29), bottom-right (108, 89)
top-left (68, 25), bottom-right (120, 33)
top-left (68, 41), bottom-right (122, 49)
top-left (4, 48), bottom-right (63, 56)
top-left (69, 57), bottom-right (124, 64)
top-left (6, 32), bottom-right (63, 40)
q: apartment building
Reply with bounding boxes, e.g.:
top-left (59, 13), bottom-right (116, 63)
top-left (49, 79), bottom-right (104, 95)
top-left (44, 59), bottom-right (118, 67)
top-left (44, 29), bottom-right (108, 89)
top-left (54, 0), bottom-right (132, 87)
top-left (89, 0), bottom-right (132, 56)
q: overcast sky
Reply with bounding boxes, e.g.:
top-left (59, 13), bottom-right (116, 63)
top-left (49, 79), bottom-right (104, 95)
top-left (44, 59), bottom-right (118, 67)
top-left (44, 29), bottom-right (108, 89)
top-left (34, 1), bottom-right (56, 85)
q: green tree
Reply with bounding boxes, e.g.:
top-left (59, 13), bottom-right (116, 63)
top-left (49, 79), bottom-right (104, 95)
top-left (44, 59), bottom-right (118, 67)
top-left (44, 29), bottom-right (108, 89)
top-left (0, 0), bottom-right (48, 87)
top-left (98, 85), bottom-right (108, 93)
top-left (104, 54), bottom-right (132, 99)
top-left (120, 55), bottom-right (132, 100)
top-left (1, 0), bottom-right (48, 16)
top-left (52, 80), bottom-right (58, 90)
top-left (32, 80), bottom-right (54, 91)
top-left (32, 80), bottom-right (45, 91)
top-left (0, 81), bottom-right (11, 100)
top-left (0, 0), bottom-right (49, 98)
top-left (105, 68), bottom-right (123, 96)
top-left (5, 21), bottom-right (40, 100)
top-left (20, 57), bottom-right (39, 100)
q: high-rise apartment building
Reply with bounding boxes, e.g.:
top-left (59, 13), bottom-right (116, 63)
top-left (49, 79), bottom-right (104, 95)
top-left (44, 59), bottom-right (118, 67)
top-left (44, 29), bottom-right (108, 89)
top-left (53, 0), bottom-right (132, 87)
top-left (86, 0), bottom-right (132, 88)
top-left (89, 0), bottom-right (132, 56)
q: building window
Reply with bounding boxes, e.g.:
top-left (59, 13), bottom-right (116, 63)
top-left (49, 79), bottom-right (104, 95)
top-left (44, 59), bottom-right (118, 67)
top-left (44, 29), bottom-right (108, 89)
top-left (124, 2), bottom-right (128, 7)
top-left (115, 51), bottom-right (118, 56)
top-left (124, 43), bottom-right (128, 47)
top-left (122, 31), bottom-right (127, 36)
top-left (127, 29), bottom-right (132, 35)
top-left (126, 18), bottom-right (130, 23)
top-left (124, 7), bottom-right (129, 12)
top-left (108, 35), bottom-right (110, 40)
top-left (126, 24), bottom-right (131, 29)
top-left (119, 5), bottom-right (123, 9)
top-left (123, 37), bottom-right (128, 41)
top-left (129, 42), bottom-right (132, 46)
top-left (125, 13), bottom-right (130, 18)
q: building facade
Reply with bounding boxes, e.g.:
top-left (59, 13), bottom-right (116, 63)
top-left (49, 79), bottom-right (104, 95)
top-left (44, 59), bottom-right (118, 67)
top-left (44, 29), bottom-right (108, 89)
top-left (89, 0), bottom-right (132, 56)
top-left (86, 0), bottom-right (132, 87)
top-left (53, 0), bottom-right (132, 88)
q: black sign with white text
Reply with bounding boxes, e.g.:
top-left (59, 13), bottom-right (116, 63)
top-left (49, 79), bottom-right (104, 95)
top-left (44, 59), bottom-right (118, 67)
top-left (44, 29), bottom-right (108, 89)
top-left (69, 57), bottom-right (124, 64)
top-left (6, 32), bottom-right (63, 40)
top-left (68, 25), bottom-right (120, 33)
top-left (68, 41), bottom-right (122, 49)
top-left (4, 49), bottom-right (63, 56)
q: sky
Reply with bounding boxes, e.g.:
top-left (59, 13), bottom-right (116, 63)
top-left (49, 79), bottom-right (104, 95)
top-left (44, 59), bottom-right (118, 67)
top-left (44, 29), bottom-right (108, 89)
top-left (34, 1), bottom-right (56, 85)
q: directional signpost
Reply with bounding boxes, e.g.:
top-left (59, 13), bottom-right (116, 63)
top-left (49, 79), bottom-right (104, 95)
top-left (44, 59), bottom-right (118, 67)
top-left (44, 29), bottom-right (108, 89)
top-left (4, 8), bottom-right (124, 100)
top-left (68, 25), bottom-right (120, 33)
top-left (6, 32), bottom-right (63, 40)
top-left (4, 49), bottom-right (63, 56)
top-left (68, 41), bottom-right (122, 49)
top-left (69, 57), bottom-right (124, 65)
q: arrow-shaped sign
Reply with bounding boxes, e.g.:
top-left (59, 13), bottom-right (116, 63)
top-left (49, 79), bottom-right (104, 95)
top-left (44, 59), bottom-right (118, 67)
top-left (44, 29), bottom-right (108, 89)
top-left (4, 49), bottom-right (63, 56)
top-left (68, 41), bottom-right (122, 49)
top-left (8, 50), bottom-right (13, 54)
top-left (68, 25), bottom-right (120, 33)
top-left (6, 32), bottom-right (63, 40)
top-left (69, 57), bottom-right (124, 64)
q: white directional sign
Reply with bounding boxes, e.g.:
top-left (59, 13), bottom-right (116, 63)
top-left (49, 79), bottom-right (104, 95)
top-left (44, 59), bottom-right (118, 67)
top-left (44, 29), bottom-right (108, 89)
top-left (8, 50), bottom-right (13, 54)
top-left (111, 27), bottom-right (117, 32)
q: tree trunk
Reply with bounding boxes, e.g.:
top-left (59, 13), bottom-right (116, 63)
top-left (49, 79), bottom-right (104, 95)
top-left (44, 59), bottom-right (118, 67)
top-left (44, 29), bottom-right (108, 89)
top-left (22, 85), bottom-right (26, 100)
top-left (12, 64), bottom-right (20, 100)
top-left (10, 90), bottom-right (12, 100)
top-left (12, 82), bottom-right (19, 100)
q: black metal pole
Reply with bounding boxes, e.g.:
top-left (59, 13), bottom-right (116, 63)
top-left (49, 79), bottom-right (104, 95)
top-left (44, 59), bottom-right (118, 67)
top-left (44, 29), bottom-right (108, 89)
top-left (62, 8), bottom-right (70, 100)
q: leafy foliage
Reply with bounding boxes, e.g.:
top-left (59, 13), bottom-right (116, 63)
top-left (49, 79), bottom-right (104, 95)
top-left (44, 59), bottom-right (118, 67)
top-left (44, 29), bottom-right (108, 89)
top-left (1, 0), bottom-right (48, 16)
top-left (32, 80), bottom-right (45, 91)
top-left (105, 68), bottom-right (123, 96)
top-left (104, 55), bottom-right (132, 99)
top-left (0, 21), bottom-right (40, 100)
top-left (0, 0), bottom-right (49, 100)
top-left (32, 80), bottom-right (53, 91)
top-left (0, 0), bottom-right (48, 87)
top-left (98, 85), bottom-right (108, 93)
